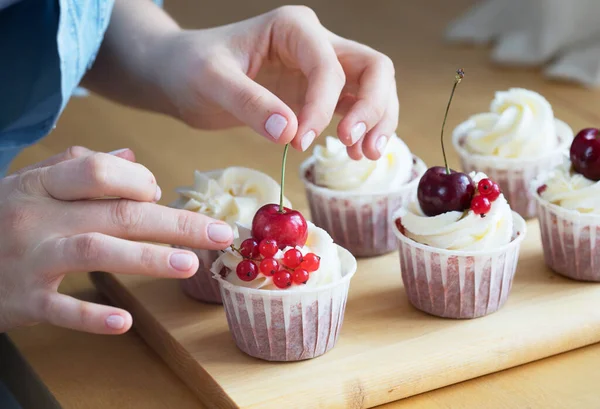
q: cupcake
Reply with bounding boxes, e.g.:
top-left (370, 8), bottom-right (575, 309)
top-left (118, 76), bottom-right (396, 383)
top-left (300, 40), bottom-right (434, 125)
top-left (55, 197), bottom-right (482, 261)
top-left (534, 128), bottom-right (600, 282)
top-left (452, 88), bottom-right (574, 219)
top-left (171, 167), bottom-right (289, 303)
top-left (211, 222), bottom-right (356, 361)
top-left (300, 134), bottom-right (427, 257)
top-left (393, 69), bottom-right (526, 319)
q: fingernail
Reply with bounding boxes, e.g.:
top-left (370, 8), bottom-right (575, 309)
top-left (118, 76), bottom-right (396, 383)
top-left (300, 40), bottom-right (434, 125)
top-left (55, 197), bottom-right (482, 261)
top-left (265, 114), bottom-right (288, 140)
top-left (109, 148), bottom-right (129, 155)
top-left (169, 252), bottom-right (195, 271)
top-left (208, 223), bottom-right (233, 243)
top-left (301, 130), bottom-right (316, 151)
top-left (350, 122), bottom-right (366, 143)
top-left (376, 135), bottom-right (388, 156)
top-left (106, 315), bottom-right (125, 330)
top-left (154, 186), bottom-right (162, 202)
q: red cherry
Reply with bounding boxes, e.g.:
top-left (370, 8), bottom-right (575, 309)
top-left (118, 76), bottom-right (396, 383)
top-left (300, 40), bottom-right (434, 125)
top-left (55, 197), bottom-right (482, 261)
top-left (570, 128), bottom-right (600, 181)
top-left (470, 195), bottom-right (491, 215)
top-left (252, 204), bottom-right (308, 249)
top-left (417, 167), bottom-right (475, 216)
top-left (283, 249), bottom-right (303, 268)
top-left (292, 268), bottom-right (310, 285)
top-left (537, 184), bottom-right (547, 195)
top-left (477, 178), bottom-right (501, 201)
top-left (273, 270), bottom-right (292, 289)
top-left (239, 239), bottom-right (259, 259)
top-left (300, 253), bottom-right (320, 272)
top-left (236, 260), bottom-right (258, 282)
top-left (259, 258), bottom-right (279, 276)
top-left (258, 239), bottom-right (278, 258)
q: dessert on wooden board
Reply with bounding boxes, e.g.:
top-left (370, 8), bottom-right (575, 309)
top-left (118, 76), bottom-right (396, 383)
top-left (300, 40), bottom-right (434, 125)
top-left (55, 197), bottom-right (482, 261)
top-left (534, 127), bottom-right (600, 282)
top-left (211, 145), bottom-right (357, 361)
top-left (170, 167), bottom-right (289, 303)
top-left (394, 70), bottom-right (527, 318)
top-left (452, 87), bottom-right (574, 219)
top-left (300, 134), bottom-right (426, 257)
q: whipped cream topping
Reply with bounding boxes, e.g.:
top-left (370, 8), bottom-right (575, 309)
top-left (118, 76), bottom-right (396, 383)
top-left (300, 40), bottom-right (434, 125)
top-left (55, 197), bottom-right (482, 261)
top-left (454, 88), bottom-right (573, 158)
top-left (311, 134), bottom-right (414, 192)
top-left (211, 222), bottom-right (342, 290)
top-left (171, 167), bottom-right (290, 238)
top-left (398, 172), bottom-right (513, 251)
top-left (540, 160), bottom-right (600, 214)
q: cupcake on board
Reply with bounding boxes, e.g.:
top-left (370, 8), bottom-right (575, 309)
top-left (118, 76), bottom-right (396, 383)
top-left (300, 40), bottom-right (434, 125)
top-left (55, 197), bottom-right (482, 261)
top-left (534, 128), bottom-right (600, 281)
top-left (394, 70), bottom-right (527, 319)
top-left (300, 134), bottom-right (427, 257)
top-left (171, 167), bottom-right (289, 304)
top-left (212, 146), bottom-right (357, 361)
top-left (452, 87), bottom-right (574, 219)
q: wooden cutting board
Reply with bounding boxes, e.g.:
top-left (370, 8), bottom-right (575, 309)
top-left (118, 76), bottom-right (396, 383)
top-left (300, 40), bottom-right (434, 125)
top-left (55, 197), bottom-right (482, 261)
top-left (90, 219), bottom-right (600, 409)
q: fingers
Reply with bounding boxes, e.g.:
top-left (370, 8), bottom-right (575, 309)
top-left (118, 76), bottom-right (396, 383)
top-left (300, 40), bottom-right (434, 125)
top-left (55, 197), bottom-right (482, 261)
top-left (35, 291), bottom-right (132, 334)
top-left (269, 8), bottom-right (346, 152)
top-left (347, 137), bottom-right (365, 160)
top-left (204, 62), bottom-right (298, 144)
top-left (29, 152), bottom-right (160, 202)
top-left (361, 84), bottom-right (399, 160)
top-left (46, 233), bottom-right (199, 278)
top-left (65, 200), bottom-right (233, 249)
top-left (13, 147), bottom-right (135, 175)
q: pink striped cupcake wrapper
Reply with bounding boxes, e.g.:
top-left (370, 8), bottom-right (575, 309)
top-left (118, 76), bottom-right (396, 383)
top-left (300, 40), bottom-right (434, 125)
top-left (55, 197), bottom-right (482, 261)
top-left (393, 210), bottom-right (527, 319)
top-left (175, 247), bottom-right (223, 304)
top-left (300, 155), bottom-right (427, 258)
top-left (452, 121), bottom-right (572, 220)
top-left (534, 191), bottom-right (600, 282)
top-left (213, 246), bottom-right (357, 361)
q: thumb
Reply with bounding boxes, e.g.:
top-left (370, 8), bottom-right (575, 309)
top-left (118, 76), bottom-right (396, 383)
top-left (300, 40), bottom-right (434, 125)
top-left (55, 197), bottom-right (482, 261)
top-left (207, 66), bottom-right (298, 144)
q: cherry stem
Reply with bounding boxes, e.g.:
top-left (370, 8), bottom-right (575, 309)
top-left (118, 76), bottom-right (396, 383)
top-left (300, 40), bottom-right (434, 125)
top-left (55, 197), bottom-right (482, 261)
top-left (279, 144), bottom-right (289, 213)
top-left (441, 68), bottom-right (465, 174)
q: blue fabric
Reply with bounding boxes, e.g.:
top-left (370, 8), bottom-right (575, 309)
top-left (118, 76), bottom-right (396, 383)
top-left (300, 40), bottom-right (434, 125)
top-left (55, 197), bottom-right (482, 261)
top-left (0, 0), bottom-right (115, 173)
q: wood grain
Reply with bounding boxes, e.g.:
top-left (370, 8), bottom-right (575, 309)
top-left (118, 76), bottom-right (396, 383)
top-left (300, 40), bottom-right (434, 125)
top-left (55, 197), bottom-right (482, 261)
top-left (6, 0), bottom-right (600, 408)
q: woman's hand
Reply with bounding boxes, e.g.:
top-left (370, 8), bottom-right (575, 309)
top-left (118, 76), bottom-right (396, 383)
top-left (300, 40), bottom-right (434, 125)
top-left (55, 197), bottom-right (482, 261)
top-left (0, 147), bottom-right (233, 334)
top-left (159, 6), bottom-right (398, 160)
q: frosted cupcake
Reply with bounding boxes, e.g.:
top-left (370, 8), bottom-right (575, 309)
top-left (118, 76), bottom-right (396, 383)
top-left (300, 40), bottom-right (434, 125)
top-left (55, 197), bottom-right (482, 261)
top-left (300, 134), bottom-right (426, 257)
top-left (171, 167), bottom-right (289, 303)
top-left (212, 145), bottom-right (356, 361)
top-left (534, 128), bottom-right (600, 281)
top-left (394, 69), bottom-right (526, 319)
top-left (452, 88), bottom-right (574, 219)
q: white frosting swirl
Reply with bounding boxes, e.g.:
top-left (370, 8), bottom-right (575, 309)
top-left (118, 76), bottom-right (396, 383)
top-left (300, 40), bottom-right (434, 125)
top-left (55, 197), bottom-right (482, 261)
top-left (171, 167), bottom-right (290, 237)
top-left (211, 222), bottom-right (341, 290)
top-left (398, 172), bottom-right (513, 251)
top-left (454, 88), bottom-right (572, 158)
top-left (540, 160), bottom-right (600, 214)
top-left (311, 134), bottom-right (414, 192)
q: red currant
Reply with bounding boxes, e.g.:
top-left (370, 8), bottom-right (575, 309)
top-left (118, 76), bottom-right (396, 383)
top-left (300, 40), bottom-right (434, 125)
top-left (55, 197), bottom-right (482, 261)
top-left (239, 238), bottom-right (259, 259)
top-left (273, 270), bottom-right (292, 289)
top-left (283, 248), bottom-right (303, 268)
top-left (292, 268), bottom-right (309, 285)
top-left (259, 258), bottom-right (279, 276)
top-left (477, 178), bottom-right (501, 201)
top-left (299, 253), bottom-right (320, 272)
top-left (236, 260), bottom-right (258, 282)
top-left (471, 195), bottom-right (491, 215)
top-left (258, 239), bottom-right (278, 258)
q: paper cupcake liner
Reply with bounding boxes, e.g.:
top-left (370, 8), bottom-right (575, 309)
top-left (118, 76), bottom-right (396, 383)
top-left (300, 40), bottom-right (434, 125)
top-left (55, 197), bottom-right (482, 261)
top-left (176, 247), bottom-right (223, 304)
top-left (214, 246), bottom-right (357, 361)
top-left (393, 211), bottom-right (527, 319)
top-left (300, 156), bottom-right (427, 257)
top-left (452, 120), bottom-right (572, 219)
top-left (535, 193), bottom-right (600, 282)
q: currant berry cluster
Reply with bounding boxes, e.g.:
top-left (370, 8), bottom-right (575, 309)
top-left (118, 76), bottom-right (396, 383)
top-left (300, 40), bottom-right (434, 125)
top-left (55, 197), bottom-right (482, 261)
top-left (234, 238), bottom-right (321, 289)
top-left (470, 178), bottom-right (501, 217)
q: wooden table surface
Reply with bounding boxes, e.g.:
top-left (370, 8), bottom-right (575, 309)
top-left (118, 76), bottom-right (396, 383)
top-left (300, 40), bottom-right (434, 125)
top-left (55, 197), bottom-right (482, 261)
top-left (7, 0), bottom-right (600, 408)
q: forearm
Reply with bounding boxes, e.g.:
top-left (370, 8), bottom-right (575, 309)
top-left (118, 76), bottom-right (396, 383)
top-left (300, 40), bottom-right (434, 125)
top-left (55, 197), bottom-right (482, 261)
top-left (82, 0), bottom-right (180, 116)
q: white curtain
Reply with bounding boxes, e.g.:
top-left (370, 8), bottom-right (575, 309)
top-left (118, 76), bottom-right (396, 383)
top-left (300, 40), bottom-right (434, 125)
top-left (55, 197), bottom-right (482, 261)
top-left (446, 0), bottom-right (600, 87)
